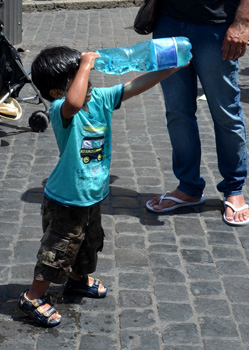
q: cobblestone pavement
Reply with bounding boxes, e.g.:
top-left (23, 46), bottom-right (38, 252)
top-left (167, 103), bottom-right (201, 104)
top-left (1, 6), bottom-right (249, 350)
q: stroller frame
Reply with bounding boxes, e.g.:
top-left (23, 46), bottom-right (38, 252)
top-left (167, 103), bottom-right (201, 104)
top-left (0, 20), bottom-right (49, 132)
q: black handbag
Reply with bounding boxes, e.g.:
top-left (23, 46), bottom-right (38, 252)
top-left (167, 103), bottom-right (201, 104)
top-left (134, 0), bottom-right (158, 35)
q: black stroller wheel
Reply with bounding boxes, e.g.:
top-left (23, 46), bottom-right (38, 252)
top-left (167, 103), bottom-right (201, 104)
top-left (29, 111), bottom-right (49, 132)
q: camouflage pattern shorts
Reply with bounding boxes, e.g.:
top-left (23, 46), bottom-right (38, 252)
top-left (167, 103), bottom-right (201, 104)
top-left (34, 196), bottom-right (104, 284)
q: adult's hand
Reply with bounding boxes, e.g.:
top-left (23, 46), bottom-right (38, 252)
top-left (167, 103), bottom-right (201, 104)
top-left (222, 21), bottom-right (249, 60)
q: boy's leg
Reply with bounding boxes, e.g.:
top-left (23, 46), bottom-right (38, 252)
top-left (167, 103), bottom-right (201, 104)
top-left (27, 280), bottom-right (61, 322)
top-left (19, 197), bottom-right (83, 326)
top-left (19, 280), bottom-right (61, 325)
top-left (27, 280), bottom-right (50, 300)
top-left (65, 203), bottom-right (107, 296)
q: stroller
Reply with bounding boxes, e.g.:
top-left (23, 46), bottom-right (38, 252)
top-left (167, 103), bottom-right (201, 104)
top-left (0, 20), bottom-right (49, 132)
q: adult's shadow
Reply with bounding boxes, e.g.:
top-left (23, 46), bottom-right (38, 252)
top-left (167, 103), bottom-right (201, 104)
top-left (21, 175), bottom-right (223, 227)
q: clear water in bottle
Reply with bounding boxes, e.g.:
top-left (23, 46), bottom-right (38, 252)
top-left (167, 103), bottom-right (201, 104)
top-left (94, 37), bottom-right (192, 75)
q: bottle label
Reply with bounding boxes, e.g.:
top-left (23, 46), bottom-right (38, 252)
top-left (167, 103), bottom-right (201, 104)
top-left (153, 38), bottom-right (177, 70)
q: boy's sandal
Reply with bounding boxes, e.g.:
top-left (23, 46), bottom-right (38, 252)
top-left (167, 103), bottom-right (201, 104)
top-left (18, 290), bottom-right (61, 327)
top-left (64, 275), bottom-right (108, 298)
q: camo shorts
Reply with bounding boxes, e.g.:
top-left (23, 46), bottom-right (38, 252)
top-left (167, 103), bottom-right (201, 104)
top-left (34, 196), bottom-right (105, 284)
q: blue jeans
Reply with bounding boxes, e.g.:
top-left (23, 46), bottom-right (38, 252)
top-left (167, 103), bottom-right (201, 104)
top-left (153, 15), bottom-right (248, 198)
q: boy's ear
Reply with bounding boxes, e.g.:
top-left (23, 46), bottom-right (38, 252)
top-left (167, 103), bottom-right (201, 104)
top-left (50, 89), bottom-right (64, 99)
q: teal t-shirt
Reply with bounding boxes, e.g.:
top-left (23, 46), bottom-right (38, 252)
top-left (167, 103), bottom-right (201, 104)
top-left (44, 84), bottom-right (124, 207)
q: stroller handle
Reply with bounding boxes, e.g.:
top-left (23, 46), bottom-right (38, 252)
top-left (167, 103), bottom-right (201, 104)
top-left (0, 20), bottom-right (3, 33)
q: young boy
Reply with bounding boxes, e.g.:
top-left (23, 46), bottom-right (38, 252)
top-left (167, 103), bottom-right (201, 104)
top-left (18, 46), bottom-right (189, 327)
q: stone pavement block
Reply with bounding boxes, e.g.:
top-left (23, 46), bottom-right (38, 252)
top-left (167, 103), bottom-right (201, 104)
top-left (216, 260), bottom-right (249, 275)
top-left (181, 249), bottom-right (213, 264)
top-left (0, 267), bottom-right (11, 284)
top-left (115, 221), bottom-right (145, 234)
top-left (174, 218), bottom-right (205, 236)
top-left (232, 304), bottom-right (249, 322)
top-left (37, 332), bottom-right (78, 349)
top-left (119, 290), bottom-right (152, 308)
top-left (158, 302), bottom-right (194, 322)
top-left (212, 246), bottom-right (244, 259)
top-left (77, 295), bottom-right (117, 312)
top-left (148, 230), bottom-right (176, 244)
top-left (190, 281), bottom-right (223, 297)
top-left (10, 264), bottom-right (36, 282)
top-left (223, 277), bottom-right (249, 302)
top-left (119, 272), bottom-right (152, 290)
top-left (150, 253), bottom-right (181, 268)
top-left (194, 298), bottom-right (230, 316)
top-left (0, 209), bottom-right (21, 223)
top-left (121, 330), bottom-right (161, 350)
top-left (115, 234), bottom-right (145, 248)
top-left (79, 312), bottom-right (117, 333)
top-left (0, 250), bottom-right (12, 265)
top-left (154, 284), bottom-right (189, 302)
top-left (179, 237), bottom-right (206, 248)
top-left (239, 235), bottom-right (249, 249)
top-left (207, 231), bottom-right (237, 245)
top-left (238, 324), bottom-right (249, 343)
top-left (77, 329), bottom-right (113, 349)
top-left (162, 323), bottom-right (200, 344)
top-left (203, 339), bottom-right (243, 350)
top-left (149, 244), bottom-right (178, 253)
top-left (115, 248), bottom-right (148, 269)
top-left (14, 241), bottom-right (40, 263)
top-left (199, 316), bottom-right (239, 338)
top-left (153, 268), bottom-right (186, 284)
top-left (204, 218), bottom-right (234, 232)
top-left (186, 264), bottom-right (219, 280)
top-left (93, 256), bottom-right (114, 274)
top-left (120, 309), bottom-right (156, 328)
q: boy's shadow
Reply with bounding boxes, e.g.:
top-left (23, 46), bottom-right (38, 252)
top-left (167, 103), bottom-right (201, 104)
top-left (21, 175), bottom-right (223, 227)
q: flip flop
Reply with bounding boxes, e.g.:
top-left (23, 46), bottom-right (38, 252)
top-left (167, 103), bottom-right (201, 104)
top-left (146, 192), bottom-right (206, 213)
top-left (223, 199), bottom-right (249, 226)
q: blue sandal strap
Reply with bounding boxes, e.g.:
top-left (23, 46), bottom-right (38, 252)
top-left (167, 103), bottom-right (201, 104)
top-left (64, 276), bottom-right (108, 298)
top-left (18, 290), bottom-right (61, 327)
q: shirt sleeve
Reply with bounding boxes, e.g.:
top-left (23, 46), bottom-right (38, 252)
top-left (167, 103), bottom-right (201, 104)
top-left (96, 84), bottom-right (124, 111)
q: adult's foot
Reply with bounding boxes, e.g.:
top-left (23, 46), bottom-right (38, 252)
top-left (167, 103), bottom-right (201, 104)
top-left (224, 194), bottom-right (249, 224)
top-left (146, 189), bottom-right (204, 212)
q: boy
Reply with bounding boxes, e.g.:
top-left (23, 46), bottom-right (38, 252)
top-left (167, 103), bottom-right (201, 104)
top-left (18, 46), bottom-right (189, 327)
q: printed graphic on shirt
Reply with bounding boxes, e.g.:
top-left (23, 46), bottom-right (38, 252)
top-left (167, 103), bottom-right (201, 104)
top-left (80, 136), bottom-right (105, 164)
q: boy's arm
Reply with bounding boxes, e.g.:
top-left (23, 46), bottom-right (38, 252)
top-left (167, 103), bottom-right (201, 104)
top-left (61, 52), bottom-right (99, 119)
top-left (122, 66), bottom-right (185, 102)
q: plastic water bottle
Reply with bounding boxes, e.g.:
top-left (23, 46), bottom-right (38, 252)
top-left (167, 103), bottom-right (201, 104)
top-left (94, 37), bottom-right (192, 75)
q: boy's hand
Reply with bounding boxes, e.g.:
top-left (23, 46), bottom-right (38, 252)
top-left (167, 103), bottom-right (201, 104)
top-left (80, 52), bottom-right (100, 70)
top-left (62, 52), bottom-right (100, 119)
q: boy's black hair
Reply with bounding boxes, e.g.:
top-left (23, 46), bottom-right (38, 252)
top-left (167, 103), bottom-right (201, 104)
top-left (31, 46), bottom-right (81, 102)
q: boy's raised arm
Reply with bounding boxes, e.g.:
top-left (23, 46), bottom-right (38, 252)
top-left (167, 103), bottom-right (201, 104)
top-left (62, 52), bottom-right (99, 119)
top-left (122, 64), bottom-right (189, 102)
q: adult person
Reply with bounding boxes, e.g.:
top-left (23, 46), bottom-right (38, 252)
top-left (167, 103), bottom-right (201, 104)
top-left (146, 0), bottom-right (249, 226)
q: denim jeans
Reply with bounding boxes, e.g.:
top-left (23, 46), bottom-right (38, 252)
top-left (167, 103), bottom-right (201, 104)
top-left (153, 15), bottom-right (248, 198)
